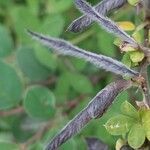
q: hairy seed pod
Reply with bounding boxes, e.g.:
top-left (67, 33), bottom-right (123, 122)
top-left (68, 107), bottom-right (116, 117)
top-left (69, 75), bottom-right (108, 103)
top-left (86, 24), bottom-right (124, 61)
top-left (27, 30), bottom-right (139, 78)
top-left (45, 80), bottom-right (132, 150)
top-left (74, 0), bottom-right (138, 47)
top-left (68, 0), bottom-right (127, 32)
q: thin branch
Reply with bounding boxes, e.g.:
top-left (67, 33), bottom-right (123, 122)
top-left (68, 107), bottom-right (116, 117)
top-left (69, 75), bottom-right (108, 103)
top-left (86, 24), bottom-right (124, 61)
top-left (0, 107), bottom-right (24, 117)
top-left (139, 0), bottom-right (150, 107)
top-left (67, 0), bottom-right (127, 32)
top-left (27, 30), bottom-right (139, 78)
top-left (140, 60), bottom-right (150, 107)
top-left (45, 80), bottom-right (132, 150)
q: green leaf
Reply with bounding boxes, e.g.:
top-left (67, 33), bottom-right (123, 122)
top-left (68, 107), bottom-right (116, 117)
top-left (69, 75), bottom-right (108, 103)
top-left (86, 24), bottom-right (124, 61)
top-left (113, 38), bottom-right (122, 47)
top-left (54, 72), bottom-right (70, 102)
top-left (70, 58), bottom-right (87, 71)
top-left (26, 0), bottom-right (39, 15)
top-left (129, 51), bottom-right (144, 63)
top-left (121, 101), bottom-right (139, 119)
top-left (105, 115), bottom-right (134, 136)
top-left (0, 132), bottom-right (13, 142)
top-left (128, 124), bottom-right (145, 149)
top-left (60, 139), bottom-right (77, 150)
top-left (0, 25), bottom-right (13, 58)
top-left (10, 6), bottom-right (40, 44)
top-left (122, 53), bottom-right (132, 68)
top-left (47, 0), bottom-right (73, 13)
top-left (132, 31), bottom-right (142, 43)
top-left (34, 46), bottom-right (57, 71)
top-left (0, 142), bottom-right (19, 150)
top-left (0, 1), bottom-right (12, 6)
top-left (0, 60), bottom-right (22, 110)
top-left (24, 86), bottom-right (55, 119)
top-left (97, 29), bottom-right (116, 57)
top-left (127, 0), bottom-right (139, 6)
top-left (117, 21), bottom-right (135, 31)
top-left (70, 73), bottom-right (93, 94)
top-left (39, 14), bottom-right (65, 37)
top-left (17, 46), bottom-right (51, 81)
top-left (141, 109), bottom-right (150, 140)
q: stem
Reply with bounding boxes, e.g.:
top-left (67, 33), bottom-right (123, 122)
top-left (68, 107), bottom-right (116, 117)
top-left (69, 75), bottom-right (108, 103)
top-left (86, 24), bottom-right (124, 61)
top-left (0, 107), bottom-right (24, 117)
top-left (140, 0), bottom-right (150, 107)
top-left (140, 60), bottom-right (150, 107)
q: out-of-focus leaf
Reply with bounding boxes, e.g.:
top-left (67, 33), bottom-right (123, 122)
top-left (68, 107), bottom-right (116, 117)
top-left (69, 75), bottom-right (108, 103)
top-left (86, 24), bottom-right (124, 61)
top-left (0, 132), bottom-right (13, 142)
top-left (10, 6), bottom-right (40, 43)
top-left (0, 1), bottom-right (12, 6)
top-left (0, 60), bottom-right (22, 110)
top-left (70, 73), bottom-right (93, 94)
top-left (26, 0), bottom-right (39, 15)
top-left (117, 21), bottom-right (135, 31)
top-left (28, 142), bottom-right (44, 150)
top-left (54, 72), bottom-right (71, 102)
top-left (17, 47), bottom-right (51, 81)
top-left (122, 53), bottom-right (132, 67)
top-left (97, 29), bottom-right (116, 57)
top-left (47, 0), bottom-right (73, 13)
top-left (105, 115), bottom-right (134, 136)
top-left (34, 46), bottom-right (57, 71)
top-left (24, 86), bottom-right (55, 119)
top-left (55, 72), bottom-right (93, 102)
top-left (113, 38), bottom-right (122, 47)
top-left (132, 31), bottom-right (142, 43)
top-left (70, 58), bottom-right (87, 71)
top-left (0, 142), bottom-right (19, 150)
top-left (39, 14), bottom-right (65, 37)
top-left (140, 109), bottom-right (150, 140)
top-left (0, 25), bottom-right (13, 58)
top-left (11, 116), bottom-right (34, 142)
top-left (121, 101), bottom-right (139, 119)
top-left (60, 139), bottom-right (77, 150)
top-left (128, 124), bottom-right (145, 149)
top-left (127, 0), bottom-right (139, 6)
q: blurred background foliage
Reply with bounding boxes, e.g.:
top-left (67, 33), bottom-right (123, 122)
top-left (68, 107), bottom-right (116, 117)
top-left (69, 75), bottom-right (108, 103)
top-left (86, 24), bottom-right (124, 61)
top-left (0, 0), bottom-right (145, 149)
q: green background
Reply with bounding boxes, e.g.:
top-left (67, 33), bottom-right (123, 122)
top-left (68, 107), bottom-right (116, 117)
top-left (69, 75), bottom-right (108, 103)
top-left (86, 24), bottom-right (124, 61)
top-left (0, 0), bottom-right (144, 149)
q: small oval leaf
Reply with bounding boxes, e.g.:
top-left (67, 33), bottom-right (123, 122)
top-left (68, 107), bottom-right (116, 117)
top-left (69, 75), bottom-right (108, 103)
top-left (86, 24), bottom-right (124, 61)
top-left (141, 109), bottom-right (150, 141)
top-left (117, 21), bottom-right (135, 31)
top-left (121, 101), bottom-right (139, 119)
top-left (122, 53), bottom-right (132, 68)
top-left (105, 115), bottom-right (134, 136)
top-left (128, 124), bottom-right (145, 149)
top-left (24, 86), bottom-right (56, 119)
top-left (17, 46), bottom-right (51, 81)
top-left (0, 60), bottom-right (22, 110)
top-left (129, 51), bottom-right (144, 63)
top-left (0, 25), bottom-right (13, 58)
